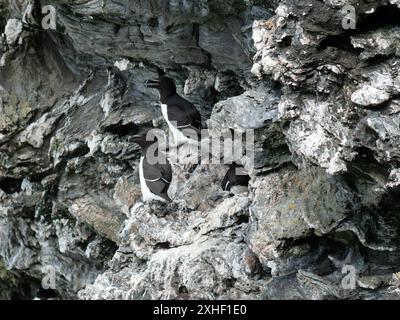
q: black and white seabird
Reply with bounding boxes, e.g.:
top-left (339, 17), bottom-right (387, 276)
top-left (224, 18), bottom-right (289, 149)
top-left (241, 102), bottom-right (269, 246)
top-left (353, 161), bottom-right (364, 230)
top-left (146, 74), bottom-right (203, 145)
top-left (221, 163), bottom-right (251, 192)
top-left (131, 134), bottom-right (172, 202)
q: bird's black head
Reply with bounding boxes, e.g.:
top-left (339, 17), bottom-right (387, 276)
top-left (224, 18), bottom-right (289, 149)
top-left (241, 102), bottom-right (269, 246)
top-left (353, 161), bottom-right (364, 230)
top-left (131, 133), bottom-right (158, 150)
top-left (146, 76), bottom-right (176, 102)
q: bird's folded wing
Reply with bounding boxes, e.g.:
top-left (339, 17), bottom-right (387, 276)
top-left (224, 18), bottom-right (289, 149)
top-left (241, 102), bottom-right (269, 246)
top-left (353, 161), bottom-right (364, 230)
top-left (146, 179), bottom-right (169, 194)
top-left (167, 103), bottom-right (202, 132)
top-left (160, 162), bottom-right (172, 183)
top-left (142, 158), bottom-right (172, 184)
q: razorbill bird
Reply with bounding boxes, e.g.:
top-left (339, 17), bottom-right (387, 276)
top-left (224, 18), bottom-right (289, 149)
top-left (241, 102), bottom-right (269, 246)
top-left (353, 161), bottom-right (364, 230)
top-left (146, 75), bottom-right (203, 146)
top-left (131, 133), bottom-right (172, 202)
top-left (221, 163), bottom-right (251, 192)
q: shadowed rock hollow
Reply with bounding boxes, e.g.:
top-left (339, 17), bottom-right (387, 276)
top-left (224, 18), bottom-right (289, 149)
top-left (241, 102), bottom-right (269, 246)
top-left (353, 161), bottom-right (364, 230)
top-left (1, 0), bottom-right (400, 299)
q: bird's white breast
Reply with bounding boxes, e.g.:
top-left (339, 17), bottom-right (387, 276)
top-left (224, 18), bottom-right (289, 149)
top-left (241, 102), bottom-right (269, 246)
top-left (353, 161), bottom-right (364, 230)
top-left (139, 156), bottom-right (166, 202)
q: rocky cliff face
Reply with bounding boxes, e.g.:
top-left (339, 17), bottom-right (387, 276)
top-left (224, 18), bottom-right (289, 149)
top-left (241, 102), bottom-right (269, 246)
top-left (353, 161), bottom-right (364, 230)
top-left (1, 0), bottom-right (400, 300)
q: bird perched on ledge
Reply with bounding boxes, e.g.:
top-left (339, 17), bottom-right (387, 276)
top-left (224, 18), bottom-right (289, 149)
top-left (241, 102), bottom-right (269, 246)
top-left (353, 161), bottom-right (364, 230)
top-left (221, 162), bottom-right (251, 192)
top-left (146, 70), bottom-right (203, 146)
top-left (131, 133), bottom-right (172, 202)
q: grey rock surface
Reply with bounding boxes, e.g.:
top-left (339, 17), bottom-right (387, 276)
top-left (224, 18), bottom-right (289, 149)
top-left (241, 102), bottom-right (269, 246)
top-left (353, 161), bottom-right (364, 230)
top-left (1, 0), bottom-right (400, 300)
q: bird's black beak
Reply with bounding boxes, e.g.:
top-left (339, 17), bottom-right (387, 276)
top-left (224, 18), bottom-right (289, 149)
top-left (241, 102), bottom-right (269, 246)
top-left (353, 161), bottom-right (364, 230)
top-left (146, 79), bottom-right (160, 89)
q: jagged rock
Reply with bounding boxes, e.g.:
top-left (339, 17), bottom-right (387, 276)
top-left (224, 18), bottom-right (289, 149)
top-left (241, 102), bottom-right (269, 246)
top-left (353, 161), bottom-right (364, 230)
top-left (209, 89), bottom-right (290, 172)
top-left (351, 85), bottom-right (390, 107)
top-left (113, 175), bottom-right (141, 215)
top-left (80, 234), bottom-right (266, 300)
top-left (247, 166), bottom-right (358, 275)
top-left (351, 28), bottom-right (400, 60)
top-left (4, 19), bottom-right (22, 45)
top-left (357, 275), bottom-right (392, 290)
top-left (0, 260), bottom-right (33, 299)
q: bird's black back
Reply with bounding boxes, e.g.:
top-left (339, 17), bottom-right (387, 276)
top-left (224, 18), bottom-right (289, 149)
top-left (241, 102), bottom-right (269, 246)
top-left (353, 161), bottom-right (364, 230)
top-left (165, 94), bottom-right (203, 131)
